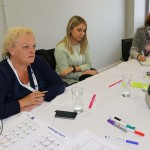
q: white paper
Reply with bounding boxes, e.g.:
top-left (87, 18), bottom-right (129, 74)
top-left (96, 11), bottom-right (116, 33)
top-left (62, 130), bottom-right (123, 150)
top-left (1, 112), bottom-right (71, 150)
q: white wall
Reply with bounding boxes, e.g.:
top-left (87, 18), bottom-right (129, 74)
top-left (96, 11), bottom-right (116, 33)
top-left (134, 0), bottom-right (146, 32)
top-left (0, 0), bottom-right (147, 69)
top-left (1, 0), bottom-right (125, 69)
top-left (125, 0), bottom-right (146, 38)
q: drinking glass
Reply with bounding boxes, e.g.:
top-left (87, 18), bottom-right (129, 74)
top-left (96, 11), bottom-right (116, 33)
top-left (71, 87), bottom-right (83, 113)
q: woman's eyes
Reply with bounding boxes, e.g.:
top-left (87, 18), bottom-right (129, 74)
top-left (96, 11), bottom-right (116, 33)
top-left (22, 45), bottom-right (36, 49)
top-left (22, 45), bottom-right (29, 49)
top-left (77, 29), bottom-right (86, 32)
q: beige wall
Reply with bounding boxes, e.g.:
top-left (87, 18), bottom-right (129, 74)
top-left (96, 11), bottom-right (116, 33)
top-left (0, 0), bottom-right (7, 60)
top-left (125, 0), bottom-right (134, 38)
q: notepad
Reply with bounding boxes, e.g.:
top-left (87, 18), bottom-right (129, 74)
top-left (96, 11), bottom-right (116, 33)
top-left (131, 82), bottom-right (143, 88)
top-left (131, 82), bottom-right (149, 88)
top-left (139, 57), bottom-right (150, 66)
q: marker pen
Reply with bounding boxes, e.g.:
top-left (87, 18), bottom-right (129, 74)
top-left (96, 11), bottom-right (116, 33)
top-left (107, 119), bottom-right (127, 133)
top-left (110, 118), bottom-right (128, 128)
top-left (88, 94), bottom-right (96, 109)
top-left (114, 117), bottom-right (135, 129)
top-left (40, 91), bottom-right (48, 93)
top-left (105, 135), bottom-right (139, 145)
top-left (126, 128), bottom-right (145, 136)
top-left (110, 118), bottom-right (144, 136)
top-left (108, 80), bottom-right (122, 87)
top-left (142, 50), bottom-right (145, 56)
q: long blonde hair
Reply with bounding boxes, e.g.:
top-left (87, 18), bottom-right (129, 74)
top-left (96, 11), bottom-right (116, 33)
top-left (58, 16), bottom-right (88, 54)
top-left (2, 26), bottom-right (34, 58)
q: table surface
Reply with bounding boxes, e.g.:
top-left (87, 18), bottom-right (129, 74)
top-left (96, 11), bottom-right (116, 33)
top-left (4, 59), bottom-right (150, 150)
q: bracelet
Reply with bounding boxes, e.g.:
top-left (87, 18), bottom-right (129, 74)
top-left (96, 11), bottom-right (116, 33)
top-left (72, 66), bottom-right (76, 72)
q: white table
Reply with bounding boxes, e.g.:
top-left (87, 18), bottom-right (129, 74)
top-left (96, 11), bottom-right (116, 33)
top-left (3, 59), bottom-right (150, 150)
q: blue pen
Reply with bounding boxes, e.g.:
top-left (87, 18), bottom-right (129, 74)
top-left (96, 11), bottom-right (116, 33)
top-left (105, 135), bottom-right (139, 145)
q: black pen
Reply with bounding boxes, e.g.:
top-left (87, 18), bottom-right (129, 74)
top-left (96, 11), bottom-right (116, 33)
top-left (114, 117), bottom-right (135, 129)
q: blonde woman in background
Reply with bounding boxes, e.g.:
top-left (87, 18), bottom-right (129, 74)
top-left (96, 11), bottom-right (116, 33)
top-left (55, 15), bottom-right (98, 86)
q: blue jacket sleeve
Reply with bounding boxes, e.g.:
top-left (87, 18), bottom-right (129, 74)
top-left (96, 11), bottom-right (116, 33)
top-left (33, 56), bottom-right (65, 101)
top-left (0, 67), bottom-right (20, 119)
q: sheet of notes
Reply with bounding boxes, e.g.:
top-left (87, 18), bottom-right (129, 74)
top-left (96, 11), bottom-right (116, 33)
top-left (0, 112), bottom-right (71, 150)
top-left (61, 130), bottom-right (123, 150)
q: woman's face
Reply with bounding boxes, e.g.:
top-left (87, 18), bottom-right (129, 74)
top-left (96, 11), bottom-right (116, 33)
top-left (9, 34), bottom-right (36, 65)
top-left (70, 23), bottom-right (86, 45)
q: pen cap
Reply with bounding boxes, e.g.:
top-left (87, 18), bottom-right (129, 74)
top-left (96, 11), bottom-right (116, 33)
top-left (126, 124), bottom-right (135, 130)
top-left (134, 130), bottom-right (145, 136)
top-left (126, 140), bottom-right (139, 145)
top-left (107, 119), bottom-right (115, 125)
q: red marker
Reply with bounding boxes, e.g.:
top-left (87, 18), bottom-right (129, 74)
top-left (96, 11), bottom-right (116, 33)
top-left (127, 128), bottom-right (145, 136)
top-left (108, 80), bottom-right (122, 87)
top-left (134, 130), bottom-right (145, 136)
top-left (88, 94), bottom-right (96, 109)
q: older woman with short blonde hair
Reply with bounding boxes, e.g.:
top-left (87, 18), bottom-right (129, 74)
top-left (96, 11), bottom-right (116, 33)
top-left (0, 26), bottom-right (65, 119)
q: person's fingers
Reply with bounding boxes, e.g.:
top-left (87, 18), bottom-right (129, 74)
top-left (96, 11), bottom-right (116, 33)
top-left (33, 92), bottom-right (45, 100)
top-left (138, 55), bottom-right (145, 61)
top-left (60, 72), bottom-right (66, 78)
top-left (21, 104), bottom-right (40, 112)
top-left (35, 97), bottom-right (44, 102)
top-left (21, 106), bottom-right (30, 111)
top-left (27, 104), bottom-right (39, 111)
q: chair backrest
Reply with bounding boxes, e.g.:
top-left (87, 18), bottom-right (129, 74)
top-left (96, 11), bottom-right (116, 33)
top-left (35, 48), bottom-right (56, 70)
top-left (121, 38), bottom-right (133, 61)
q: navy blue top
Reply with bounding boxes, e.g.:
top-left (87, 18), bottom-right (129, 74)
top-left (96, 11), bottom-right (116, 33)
top-left (0, 56), bottom-right (65, 119)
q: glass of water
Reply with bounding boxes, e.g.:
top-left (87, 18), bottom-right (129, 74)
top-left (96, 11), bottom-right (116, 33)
top-left (122, 75), bottom-right (132, 97)
top-left (71, 87), bottom-right (83, 113)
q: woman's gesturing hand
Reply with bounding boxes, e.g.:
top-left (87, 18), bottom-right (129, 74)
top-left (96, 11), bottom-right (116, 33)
top-left (18, 91), bottom-right (46, 111)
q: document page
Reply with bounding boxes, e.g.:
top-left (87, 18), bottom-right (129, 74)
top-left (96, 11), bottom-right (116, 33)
top-left (0, 112), bottom-right (71, 150)
top-left (62, 130), bottom-right (123, 150)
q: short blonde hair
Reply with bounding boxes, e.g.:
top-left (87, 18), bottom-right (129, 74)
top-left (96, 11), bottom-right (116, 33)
top-left (2, 26), bottom-right (34, 58)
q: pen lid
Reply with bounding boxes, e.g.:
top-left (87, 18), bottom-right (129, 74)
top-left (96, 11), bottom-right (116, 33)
top-left (134, 130), bottom-right (145, 136)
top-left (126, 140), bottom-right (139, 145)
top-left (126, 124), bottom-right (135, 130)
top-left (107, 119), bottom-right (115, 125)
